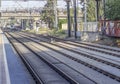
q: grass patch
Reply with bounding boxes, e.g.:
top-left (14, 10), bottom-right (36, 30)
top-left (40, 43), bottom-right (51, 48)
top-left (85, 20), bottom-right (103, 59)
top-left (48, 29), bottom-right (67, 38)
top-left (25, 28), bottom-right (67, 38)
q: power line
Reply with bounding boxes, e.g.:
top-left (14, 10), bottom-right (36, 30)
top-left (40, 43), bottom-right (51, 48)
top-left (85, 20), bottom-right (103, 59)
top-left (1, 0), bottom-right (63, 2)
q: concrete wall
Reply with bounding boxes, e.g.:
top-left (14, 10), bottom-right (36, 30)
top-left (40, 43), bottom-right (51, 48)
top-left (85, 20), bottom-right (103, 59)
top-left (62, 22), bottom-right (100, 42)
top-left (80, 32), bottom-right (100, 42)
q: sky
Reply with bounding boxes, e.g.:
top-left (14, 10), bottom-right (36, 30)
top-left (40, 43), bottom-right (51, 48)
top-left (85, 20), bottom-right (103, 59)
top-left (1, 0), bottom-right (67, 10)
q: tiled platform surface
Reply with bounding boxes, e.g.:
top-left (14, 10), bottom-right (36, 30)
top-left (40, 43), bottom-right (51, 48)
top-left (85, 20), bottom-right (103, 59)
top-left (0, 29), bottom-right (10, 84)
top-left (0, 29), bottom-right (35, 84)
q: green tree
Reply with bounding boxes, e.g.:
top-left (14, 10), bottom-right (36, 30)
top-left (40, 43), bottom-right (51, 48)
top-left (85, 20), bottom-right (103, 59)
top-left (105, 0), bottom-right (120, 20)
top-left (58, 19), bottom-right (67, 29)
top-left (87, 0), bottom-right (103, 21)
top-left (87, 0), bottom-right (96, 21)
top-left (41, 0), bottom-right (55, 29)
top-left (81, 0), bottom-right (103, 21)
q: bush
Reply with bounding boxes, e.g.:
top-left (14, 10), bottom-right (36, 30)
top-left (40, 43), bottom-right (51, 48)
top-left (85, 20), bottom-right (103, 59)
top-left (105, 0), bottom-right (120, 20)
top-left (58, 19), bottom-right (67, 29)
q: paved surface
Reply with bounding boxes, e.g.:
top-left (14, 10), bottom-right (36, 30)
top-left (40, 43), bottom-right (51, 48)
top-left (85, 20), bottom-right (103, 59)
top-left (0, 29), bottom-right (10, 84)
top-left (0, 29), bottom-right (35, 84)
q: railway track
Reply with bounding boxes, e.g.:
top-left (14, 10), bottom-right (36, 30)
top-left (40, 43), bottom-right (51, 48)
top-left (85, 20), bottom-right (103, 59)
top-left (44, 35), bottom-right (120, 53)
top-left (23, 31), bottom-right (120, 53)
top-left (76, 42), bottom-right (120, 52)
top-left (23, 33), bottom-right (120, 67)
top-left (19, 32), bottom-right (120, 65)
top-left (5, 33), bottom-right (43, 84)
top-left (5, 33), bottom-right (79, 84)
top-left (11, 32), bottom-right (120, 83)
top-left (25, 34), bottom-right (120, 57)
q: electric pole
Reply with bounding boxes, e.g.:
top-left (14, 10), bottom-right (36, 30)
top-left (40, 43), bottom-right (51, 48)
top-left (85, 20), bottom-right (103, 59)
top-left (95, 0), bottom-right (100, 21)
top-left (84, 0), bottom-right (87, 34)
top-left (0, 0), bottom-right (1, 17)
top-left (65, 0), bottom-right (71, 37)
top-left (73, 0), bottom-right (77, 38)
top-left (103, 0), bottom-right (106, 25)
top-left (53, 0), bottom-right (58, 29)
top-left (0, 0), bottom-right (1, 28)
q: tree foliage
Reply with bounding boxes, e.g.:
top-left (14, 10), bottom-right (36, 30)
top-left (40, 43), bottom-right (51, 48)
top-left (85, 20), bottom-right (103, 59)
top-left (81, 0), bottom-right (103, 21)
top-left (87, 0), bottom-right (103, 21)
top-left (87, 0), bottom-right (96, 21)
top-left (58, 19), bottom-right (67, 29)
top-left (41, 0), bottom-right (55, 29)
top-left (105, 0), bottom-right (120, 20)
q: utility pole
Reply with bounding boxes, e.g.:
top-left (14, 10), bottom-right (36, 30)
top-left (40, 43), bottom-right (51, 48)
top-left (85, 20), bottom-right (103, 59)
top-left (0, 0), bottom-right (1, 13)
top-left (103, 0), bottom-right (106, 26)
top-left (0, 0), bottom-right (1, 18)
top-left (95, 0), bottom-right (100, 21)
top-left (103, 0), bottom-right (105, 18)
top-left (65, 0), bottom-right (71, 37)
top-left (0, 0), bottom-right (1, 29)
top-left (53, 0), bottom-right (58, 29)
top-left (73, 0), bottom-right (77, 38)
top-left (84, 0), bottom-right (87, 34)
top-left (21, 19), bottom-right (23, 29)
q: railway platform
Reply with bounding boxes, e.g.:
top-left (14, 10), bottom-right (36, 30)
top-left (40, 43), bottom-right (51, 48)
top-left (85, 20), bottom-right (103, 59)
top-left (0, 29), bottom-right (35, 84)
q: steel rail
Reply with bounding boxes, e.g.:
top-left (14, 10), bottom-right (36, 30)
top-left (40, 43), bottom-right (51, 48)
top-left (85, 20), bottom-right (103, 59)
top-left (75, 42), bottom-right (120, 52)
top-left (16, 32), bottom-right (120, 82)
top-left (5, 33), bottom-right (44, 84)
top-left (7, 32), bottom-right (79, 84)
top-left (38, 35), bottom-right (120, 58)
top-left (19, 32), bottom-right (120, 69)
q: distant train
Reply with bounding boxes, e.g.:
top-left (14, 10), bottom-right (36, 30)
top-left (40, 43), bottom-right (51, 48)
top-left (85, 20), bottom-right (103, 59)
top-left (100, 20), bottom-right (120, 37)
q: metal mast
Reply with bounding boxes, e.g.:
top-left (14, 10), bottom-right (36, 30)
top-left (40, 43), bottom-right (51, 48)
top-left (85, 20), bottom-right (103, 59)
top-left (65, 0), bottom-right (71, 37)
top-left (84, 0), bottom-right (87, 34)
top-left (95, 0), bottom-right (100, 21)
top-left (0, 0), bottom-right (1, 26)
top-left (103, 0), bottom-right (106, 20)
top-left (54, 0), bottom-right (58, 29)
top-left (0, 0), bottom-right (1, 16)
top-left (73, 0), bottom-right (77, 38)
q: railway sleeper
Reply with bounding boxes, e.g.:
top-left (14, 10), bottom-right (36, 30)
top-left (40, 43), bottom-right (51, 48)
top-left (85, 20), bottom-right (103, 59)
top-left (14, 33), bottom-right (120, 83)
top-left (7, 33), bottom-right (79, 84)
